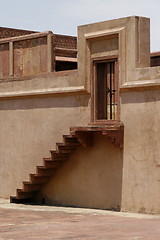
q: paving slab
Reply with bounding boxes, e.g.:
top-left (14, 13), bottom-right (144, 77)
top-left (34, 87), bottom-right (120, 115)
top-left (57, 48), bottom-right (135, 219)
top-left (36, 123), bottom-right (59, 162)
top-left (0, 199), bottom-right (160, 240)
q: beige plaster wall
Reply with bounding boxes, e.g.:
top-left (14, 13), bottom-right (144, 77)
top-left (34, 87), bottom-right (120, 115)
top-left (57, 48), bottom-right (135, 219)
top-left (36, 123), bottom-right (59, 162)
top-left (78, 16), bottom-right (150, 92)
top-left (121, 89), bottom-right (160, 214)
top-left (0, 70), bottom-right (80, 94)
top-left (42, 133), bottom-right (123, 210)
top-left (0, 93), bottom-right (90, 198)
top-left (1, 15), bottom-right (160, 214)
top-left (90, 36), bottom-right (118, 59)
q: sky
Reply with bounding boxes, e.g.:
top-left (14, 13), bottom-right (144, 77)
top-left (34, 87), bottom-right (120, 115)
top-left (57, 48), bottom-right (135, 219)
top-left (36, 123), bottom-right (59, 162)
top-left (0, 0), bottom-right (160, 51)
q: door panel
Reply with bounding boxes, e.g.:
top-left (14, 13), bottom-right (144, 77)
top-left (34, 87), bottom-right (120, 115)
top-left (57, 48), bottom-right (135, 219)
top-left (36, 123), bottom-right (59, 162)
top-left (95, 59), bottom-right (119, 121)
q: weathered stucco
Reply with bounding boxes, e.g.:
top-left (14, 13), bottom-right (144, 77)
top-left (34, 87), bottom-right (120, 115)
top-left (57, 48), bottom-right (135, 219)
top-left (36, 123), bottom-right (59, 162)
top-left (42, 133), bottom-right (123, 210)
top-left (0, 94), bottom-right (90, 198)
top-left (121, 89), bottom-right (160, 214)
top-left (0, 16), bottom-right (160, 213)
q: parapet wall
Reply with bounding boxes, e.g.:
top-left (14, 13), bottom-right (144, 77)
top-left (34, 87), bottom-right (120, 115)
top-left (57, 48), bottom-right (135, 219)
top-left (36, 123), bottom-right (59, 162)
top-left (1, 17), bottom-right (160, 213)
top-left (0, 29), bottom-right (77, 79)
top-left (0, 27), bottom-right (37, 38)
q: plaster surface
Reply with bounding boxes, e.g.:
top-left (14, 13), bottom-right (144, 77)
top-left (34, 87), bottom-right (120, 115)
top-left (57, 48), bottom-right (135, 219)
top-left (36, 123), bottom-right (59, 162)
top-left (1, 16), bottom-right (160, 214)
top-left (42, 133), bottom-right (123, 210)
top-left (121, 89), bottom-right (160, 214)
top-left (0, 94), bottom-right (90, 198)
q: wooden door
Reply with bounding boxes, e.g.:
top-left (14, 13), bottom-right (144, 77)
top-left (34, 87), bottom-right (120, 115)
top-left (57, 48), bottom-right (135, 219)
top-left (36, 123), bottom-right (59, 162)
top-left (93, 59), bottom-right (119, 122)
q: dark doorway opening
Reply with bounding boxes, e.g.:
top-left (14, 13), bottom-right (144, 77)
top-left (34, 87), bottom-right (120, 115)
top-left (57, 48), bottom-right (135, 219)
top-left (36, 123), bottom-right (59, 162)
top-left (93, 59), bottom-right (119, 121)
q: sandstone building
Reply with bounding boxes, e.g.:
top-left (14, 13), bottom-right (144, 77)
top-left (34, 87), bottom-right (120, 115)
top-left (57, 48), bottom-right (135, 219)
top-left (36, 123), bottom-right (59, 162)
top-left (0, 16), bottom-right (160, 214)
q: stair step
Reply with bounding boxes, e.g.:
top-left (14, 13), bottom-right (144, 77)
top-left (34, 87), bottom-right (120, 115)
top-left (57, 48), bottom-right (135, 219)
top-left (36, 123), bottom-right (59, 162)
top-left (63, 135), bottom-right (79, 144)
top-left (56, 143), bottom-right (77, 153)
top-left (23, 181), bottom-right (42, 192)
top-left (10, 125), bottom-right (124, 205)
top-left (10, 196), bottom-right (33, 203)
top-left (43, 158), bottom-right (65, 168)
top-left (50, 150), bottom-right (70, 160)
top-left (30, 174), bottom-right (49, 184)
top-left (16, 189), bottom-right (38, 199)
top-left (57, 142), bottom-right (80, 147)
top-left (36, 166), bottom-right (56, 176)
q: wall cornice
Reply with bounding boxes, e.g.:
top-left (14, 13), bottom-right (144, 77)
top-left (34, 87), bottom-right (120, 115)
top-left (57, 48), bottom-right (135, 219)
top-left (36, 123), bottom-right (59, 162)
top-left (0, 86), bottom-right (90, 100)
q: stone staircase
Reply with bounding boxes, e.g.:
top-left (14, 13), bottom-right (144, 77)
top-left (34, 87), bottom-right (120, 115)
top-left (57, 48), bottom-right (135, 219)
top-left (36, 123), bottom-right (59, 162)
top-left (10, 124), bottom-right (124, 204)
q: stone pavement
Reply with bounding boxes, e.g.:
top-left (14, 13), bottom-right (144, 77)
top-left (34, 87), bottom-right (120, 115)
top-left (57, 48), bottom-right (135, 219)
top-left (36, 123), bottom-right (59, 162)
top-left (0, 199), bottom-right (160, 240)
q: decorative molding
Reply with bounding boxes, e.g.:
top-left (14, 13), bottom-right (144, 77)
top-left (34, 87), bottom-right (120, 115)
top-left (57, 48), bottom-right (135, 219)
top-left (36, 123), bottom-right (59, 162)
top-left (47, 33), bottom-right (53, 72)
top-left (55, 56), bottom-right (77, 62)
top-left (0, 86), bottom-right (90, 99)
top-left (120, 79), bottom-right (160, 91)
top-left (85, 27), bottom-right (124, 40)
top-left (55, 34), bottom-right (77, 50)
top-left (0, 31), bottom-right (51, 44)
top-left (9, 41), bottom-right (13, 77)
top-left (84, 27), bottom-right (126, 92)
top-left (0, 27), bottom-right (37, 39)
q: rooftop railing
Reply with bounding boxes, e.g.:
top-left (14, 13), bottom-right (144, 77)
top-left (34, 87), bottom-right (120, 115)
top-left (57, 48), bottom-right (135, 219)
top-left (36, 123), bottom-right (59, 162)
top-left (0, 31), bottom-right (77, 79)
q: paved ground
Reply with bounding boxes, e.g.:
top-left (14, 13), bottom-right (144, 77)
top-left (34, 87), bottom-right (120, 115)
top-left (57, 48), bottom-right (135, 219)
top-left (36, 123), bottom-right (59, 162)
top-left (0, 199), bottom-right (160, 239)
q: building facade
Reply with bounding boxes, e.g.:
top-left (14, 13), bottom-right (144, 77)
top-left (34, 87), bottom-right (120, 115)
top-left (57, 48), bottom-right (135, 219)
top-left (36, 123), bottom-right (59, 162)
top-left (0, 16), bottom-right (160, 214)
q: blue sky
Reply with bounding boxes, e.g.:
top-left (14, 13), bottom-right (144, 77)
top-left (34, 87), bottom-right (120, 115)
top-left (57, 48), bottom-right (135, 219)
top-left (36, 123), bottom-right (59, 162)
top-left (0, 0), bottom-right (160, 51)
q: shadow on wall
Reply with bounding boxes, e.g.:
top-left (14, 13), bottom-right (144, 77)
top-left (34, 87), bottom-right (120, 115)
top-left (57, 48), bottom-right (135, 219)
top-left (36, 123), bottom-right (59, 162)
top-left (121, 89), bottom-right (160, 105)
top-left (42, 133), bottom-right (124, 211)
top-left (0, 95), bottom-right (90, 111)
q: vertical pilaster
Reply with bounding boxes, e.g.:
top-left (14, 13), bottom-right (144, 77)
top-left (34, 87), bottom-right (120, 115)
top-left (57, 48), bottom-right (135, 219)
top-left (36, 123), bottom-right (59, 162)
top-left (47, 33), bottom-right (53, 72)
top-left (9, 41), bottom-right (14, 77)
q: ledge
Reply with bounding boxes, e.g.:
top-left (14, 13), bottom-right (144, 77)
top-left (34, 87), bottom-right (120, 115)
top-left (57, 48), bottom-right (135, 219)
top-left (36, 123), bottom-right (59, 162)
top-left (85, 27), bottom-right (124, 40)
top-left (120, 79), bottom-right (160, 91)
top-left (0, 69), bottom-right (78, 82)
top-left (150, 51), bottom-right (160, 57)
top-left (0, 31), bottom-right (52, 43)
top-left (55, 56), bottom-right (77, 62)
top-left (70, 123), bottom-right (124, 149)
top-left (70, 123), bottom-right (124, 133)
top-left (0, 86), bottom-right (90, 99)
